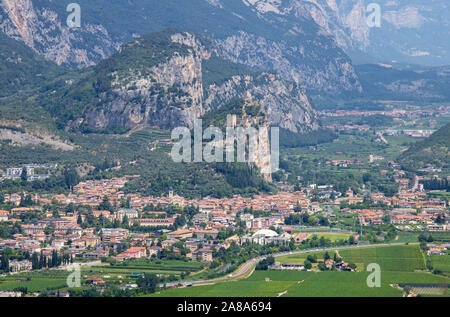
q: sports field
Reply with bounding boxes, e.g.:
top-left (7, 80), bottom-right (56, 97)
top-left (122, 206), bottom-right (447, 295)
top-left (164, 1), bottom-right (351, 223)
top-left (315, 233), bottom-right (353, 241)
top-left (277, 250), bottom-right (337, 265)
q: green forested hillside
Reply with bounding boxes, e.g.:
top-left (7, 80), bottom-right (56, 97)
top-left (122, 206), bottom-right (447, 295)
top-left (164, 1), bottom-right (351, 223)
top-left (356, 64), bottom-right (450, 102)
top-left (0, 31), bottom-right (275, 198)
top-left (0, 32), bottom-right (64, 98)
top-left (398, 123), bottom-right (450, 169)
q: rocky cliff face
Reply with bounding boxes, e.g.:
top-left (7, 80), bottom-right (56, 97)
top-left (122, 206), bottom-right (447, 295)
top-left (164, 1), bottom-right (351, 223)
top-left (0, 0), bottom-right (118, 68)
top-left (205, 73), bottom-right (318, 133)
top-left (218, 30), bottom-right (361, 94)
top-left (82, 33), bottom-right (206, 131)
top-left (243, 0), bottom-right (450, 66)
top-left (69, 30), bottom-right (319, 133)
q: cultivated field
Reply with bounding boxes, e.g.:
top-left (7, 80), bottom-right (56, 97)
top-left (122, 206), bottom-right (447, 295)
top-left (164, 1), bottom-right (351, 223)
top-left (338, 245), bottom-right (426, 271)
top-left (153, 245), bottom-right (448, 297)
top-left (151, 270), bottom-right (449, 297)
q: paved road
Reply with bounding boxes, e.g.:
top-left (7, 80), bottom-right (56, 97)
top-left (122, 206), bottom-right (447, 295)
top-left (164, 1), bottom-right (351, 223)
top-left (164, 242), bottom-right (410, 288)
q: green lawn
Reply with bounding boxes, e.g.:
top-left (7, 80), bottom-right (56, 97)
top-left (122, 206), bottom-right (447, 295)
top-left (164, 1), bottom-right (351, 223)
top-left (315, 233), bottom-right (352, 241)
top-left (277, 250), bottom-right (337, 265)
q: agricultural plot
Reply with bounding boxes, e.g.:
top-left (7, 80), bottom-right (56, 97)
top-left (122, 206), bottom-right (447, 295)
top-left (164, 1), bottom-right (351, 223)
top-left (0, 271), bottom-right (68, 292)
top-left (395, 233), bottom-right (419, 244)
top-left (152, 270), bottom-right (450, 297)
top-left (431, 255), bottom-right (450, 273)
top-left (153, 245), bottom-right (446, 297)
top-left (85, 260), bottom-right (203, 276)
top-left (0, 260), bottom-right (204, 293)
top-left (339, 245), bottom-right (426, 272)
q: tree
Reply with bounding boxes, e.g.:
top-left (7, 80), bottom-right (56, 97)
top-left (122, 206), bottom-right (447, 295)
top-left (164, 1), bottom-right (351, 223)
top-left (0, 254), bottom-right (9, 272)
top-left (64, 168), bottom-right (80, 190)
top-left (21, 168), bottom-right (28, 182)
top-left (20, 194), bottom-right (33, 207)
top-left (255, 256), bottom-right (275, 270)
top-left (347, 263), bottom-right (357, 271)
top-left (304, 259), bottom-right (312, 270)
top-left (31, 253), bottom-right (39, 270)
top-left (136, 273), bottom-right (160, 294)
top-left (51, 250), bottom-right (58, 268)
top-left (174, 215), bottom-right (186, 228)
top-left (435, 214), bottom-right (445, 224)
top-left (306, 254), bottom-right (317, 263)
top-left (98, 196), bottom-right (112, 211)
top-left (348, 235), bottom-right (356, 245)
top-left (122, 215), bottom-right (129, 226)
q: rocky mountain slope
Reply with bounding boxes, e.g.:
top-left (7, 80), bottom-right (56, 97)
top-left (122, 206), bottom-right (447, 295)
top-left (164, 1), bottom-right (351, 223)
top-left (0, 0), bottom-right (119, 68)
top-left (244, 0), bottom-right (450, 66)
top-left (2, 0), bottom-right (448, 107)
top-left (45, 30), bottom-right (319, 133)
top-left (0, 0), bottom-right (362, 94)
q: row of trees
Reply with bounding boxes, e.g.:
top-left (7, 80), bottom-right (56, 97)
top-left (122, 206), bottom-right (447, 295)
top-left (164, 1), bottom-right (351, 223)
top-left (31, 250), bottom-right (73, 270)
top-left (0, 248), bottom-right (73, 273)
top-left (284, 212), bottom-right (329, 226)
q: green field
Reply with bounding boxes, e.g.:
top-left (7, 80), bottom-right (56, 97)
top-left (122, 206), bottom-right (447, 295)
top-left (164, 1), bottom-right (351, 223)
top-left (277, 250), bottom-right (337, 265)
top-left (315, 233), bottom-right (352, 241)
top-left (431, 255), bottom-right (450, 273)
top-left (0, 260), bottom-right (204, 293)
top-left (0, 271), bottom-right (68, 292)
top-left (151, 270), bottom-right (449, 297)
top-left (153, 245), bottom-right (448, 297)
top-left (395, 233), bottom-right (419, 244)
top-left (276, 245), bottom-right (426, 272)
top-left (339, 245), bottom-right (426, 272)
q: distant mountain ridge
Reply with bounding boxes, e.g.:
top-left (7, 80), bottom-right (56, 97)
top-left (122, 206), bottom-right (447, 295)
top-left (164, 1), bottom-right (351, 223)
top-left (243, 0), bottom-right (450, 66)
top-left (0, 0), bottom-right (449, 105)
top-left (0, 0), bottom-right (362, 94)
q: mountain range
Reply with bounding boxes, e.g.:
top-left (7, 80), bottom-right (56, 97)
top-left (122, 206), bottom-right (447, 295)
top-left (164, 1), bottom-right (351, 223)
top-left (0, 28), bottom-right (319, 134)
top-left (0, 0), bottom-right (448, 196)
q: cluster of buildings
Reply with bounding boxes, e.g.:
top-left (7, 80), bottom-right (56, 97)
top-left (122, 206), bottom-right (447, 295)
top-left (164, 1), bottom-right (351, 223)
top-left (384, 129), bottom-right (436, 138)
top-left (320, 106), bottom-right (450, 121)
top-left (0, 164), bottom-right (57, 181)
top-left (427, 244), bottom-right (450, 256)
top-left (326, 160), bottom-right (363, 167)
top-left (0, 157), bottom-right (448, 275)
